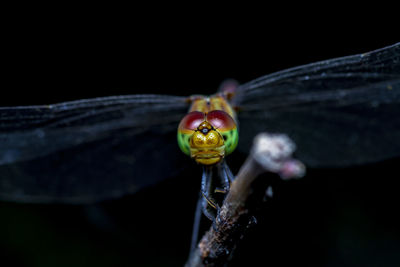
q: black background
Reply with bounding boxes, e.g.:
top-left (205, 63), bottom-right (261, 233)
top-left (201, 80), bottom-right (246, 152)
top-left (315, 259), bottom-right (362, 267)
top-left (1, 12), bottom-right (400, 267)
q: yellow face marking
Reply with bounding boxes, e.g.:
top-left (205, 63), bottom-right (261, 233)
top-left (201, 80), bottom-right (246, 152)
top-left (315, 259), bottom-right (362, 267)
top-left (189, 121), bottom-right (225, 165)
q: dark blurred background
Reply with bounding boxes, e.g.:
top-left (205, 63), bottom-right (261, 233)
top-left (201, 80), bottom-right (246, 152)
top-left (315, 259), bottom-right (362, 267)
top-left (1, 12), bottom-right (400, 267)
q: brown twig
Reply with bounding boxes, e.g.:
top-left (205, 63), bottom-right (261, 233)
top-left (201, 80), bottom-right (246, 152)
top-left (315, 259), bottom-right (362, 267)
top-left (185, 133), bottom-right (305, 267)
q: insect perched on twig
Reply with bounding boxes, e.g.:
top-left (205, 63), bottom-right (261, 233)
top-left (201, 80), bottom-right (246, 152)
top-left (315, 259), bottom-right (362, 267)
top-left (0, 42), bottom-right (399, 266)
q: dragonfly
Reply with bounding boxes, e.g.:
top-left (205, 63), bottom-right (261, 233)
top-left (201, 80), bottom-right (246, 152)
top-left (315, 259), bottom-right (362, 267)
top-left (0, 43), bottom-right (399, 216)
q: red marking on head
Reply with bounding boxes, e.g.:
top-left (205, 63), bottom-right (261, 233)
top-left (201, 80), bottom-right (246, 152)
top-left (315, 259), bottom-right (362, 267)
top-left (178, 111), bottom-right (205, 132)
top-left (206, 110), bottom-right (236, 131)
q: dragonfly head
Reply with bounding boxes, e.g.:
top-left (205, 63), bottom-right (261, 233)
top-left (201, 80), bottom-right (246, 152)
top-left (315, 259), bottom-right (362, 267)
top-left (177, 110), bottom-right (238, 165)
top-left (189, 121), bottom-right (225, 165)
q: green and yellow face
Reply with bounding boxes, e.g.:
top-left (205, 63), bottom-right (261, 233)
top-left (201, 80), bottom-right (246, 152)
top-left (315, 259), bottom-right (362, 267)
top-left (177, 110), bottom-right (239, 165)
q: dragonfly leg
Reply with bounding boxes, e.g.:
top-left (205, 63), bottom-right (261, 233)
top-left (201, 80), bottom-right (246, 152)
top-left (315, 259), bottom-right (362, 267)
top-left (191, 167), bottom-right (218, 253)
top-left (201, 166), bottom-right (220, 221)
top-left (215, 162), bottom-right (230, 194)
top-left (222, 160), bottom-right (235, 183)
top-left (190, 190), bottom-right (220, 255)
top-left (215, 160), bottom-right (235, 194)
top-left (201, 192), bottom-right (217, 221)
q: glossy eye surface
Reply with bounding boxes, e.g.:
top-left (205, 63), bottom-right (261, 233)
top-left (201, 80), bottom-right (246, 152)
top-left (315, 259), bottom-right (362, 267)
top-left (206, 110), bottom-right (236, 131)
top-left (177, 111), bottom-right (205, 155)
top-left (178, 111), bottom-right (205, 133)
top-left (207, 110), bottom-right (238, 155)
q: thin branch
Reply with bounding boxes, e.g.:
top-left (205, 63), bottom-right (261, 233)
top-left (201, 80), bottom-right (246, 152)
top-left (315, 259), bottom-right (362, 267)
top-left (185, 133), bottom-right (305, 267)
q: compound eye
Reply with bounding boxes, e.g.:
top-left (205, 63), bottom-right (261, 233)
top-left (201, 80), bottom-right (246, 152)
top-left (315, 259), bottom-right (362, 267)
top-left (178, 111), bottom-right (205, 133)
top-left (206, 110), bottom-right (236, 131)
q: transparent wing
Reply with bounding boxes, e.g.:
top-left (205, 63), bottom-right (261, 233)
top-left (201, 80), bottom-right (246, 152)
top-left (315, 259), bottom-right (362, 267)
top-left (235, 43), bottom-right (400, 167)
top-left (0, 94), bottom-right (191, 203)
